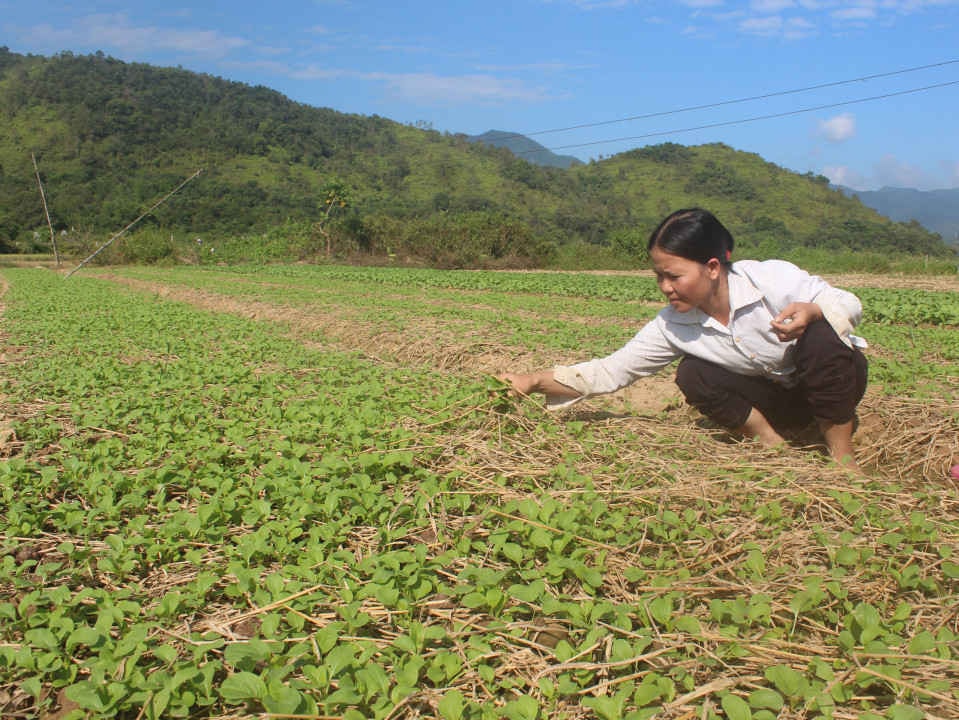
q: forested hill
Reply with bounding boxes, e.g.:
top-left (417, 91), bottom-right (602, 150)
top-left (0, 47), bottom-right (952, 266)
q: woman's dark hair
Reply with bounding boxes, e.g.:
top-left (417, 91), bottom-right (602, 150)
top-left (647, 208), bottom-right (734, 266)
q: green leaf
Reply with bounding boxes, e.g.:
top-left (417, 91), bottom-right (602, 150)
top-left (583, 694), bottom-right (624, 720)
top-left (263, 682), bottom-right (303, 714)
top-left (153, 644), bottom-right (178, 664)
top-left (225, 640), bottom-right (274, 669)
top-left (850, 602), bottom-right (884, 643)
top-left (502, 542), bottom-right (525, 562)
top-left (24, 628), bottom-right (58, 650)
top-left (648, 596), bottom-right (673, 627)
top-left (764, 665), bottom-right (805, 698)
top-left (634, 680), bottom-right (662, 707)
top-left (747, 688), bottom-right (783, 711)
top-left (886, 705), bottom-right (924, 720)
top-left (65, 681), bottom-right (108, 712)
top-left (437, 689), bottom-right (465, 720)
top-left (721, 693), bottom-right (752, 720)
top-left (325, 643), bottom-right (359, 676)
top-left (502, 694), bottom-right (540, 720)
top-left (673, 615), bottom-right (701, 635)
top-left (65, 626), bottom-right (105, 652)
top-left (356, 662), bottom-right (391, 700)
top-left (20, 676), bottom-right (42, 698)
top-left (941, 561), bottom-right (959, 579)
top-left (834, 546), bottom-right (858, 566)
top-left (509, 579), bottom-right (545, 603)
top-left (907, 630), bottom-right (935, 655)
top-left (220, 672), bottom-right (267, 704)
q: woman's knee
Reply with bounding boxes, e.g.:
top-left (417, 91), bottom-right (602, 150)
top-left (795, 320), bottom-right (868, 422)
top-left (674, 356), bottom-right (753, 428)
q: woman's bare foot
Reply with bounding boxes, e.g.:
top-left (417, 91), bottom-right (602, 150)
top-left (818, 418), bottom-right (860, 472)
top-left (737, 408), bottom-right (786, 448)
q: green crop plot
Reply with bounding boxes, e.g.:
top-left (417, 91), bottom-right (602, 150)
top-left (1, 266), bottom-right (957, 720)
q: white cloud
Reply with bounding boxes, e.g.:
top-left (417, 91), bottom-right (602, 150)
top-left (822, 164), bottom-right (865, 189)
top-left (818, 113), bottom-right (856, 142)
top-left (822, 157), bottom-right (954, 191)
top-left (288, 66), bottom-right (551, 104)
top-left (374, 72), bottom-right (551, 104)
top-left (882, 0), bottom-right (957, 12)
top-left (783, 16), bottom-right (818, 36)
top-left (474, 61), bottom-right (597, 72)
top-left (739, 14), bottom-right (784, 34)
top-left (373, 43), bottom-right (433, 54)
top-left (700, 0), bottom-right (959, 39)
top-left (831, 5), bottom-right (877, 21)
top-left (874, 154), bottom-right (925, 188)
top-left (20, 13), bottom-right (248, 58)
top-left (751, 0), bottom-right (795, 12)
top-left (222, 59), bottom-right (294, 75)
top-left (567, 0), bottom-right (634, 8)
top-left (290, 65), bottom-right (349, 80)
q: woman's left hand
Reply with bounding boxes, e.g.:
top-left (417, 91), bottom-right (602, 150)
top-left (770, 302), bottom-right (823, 342)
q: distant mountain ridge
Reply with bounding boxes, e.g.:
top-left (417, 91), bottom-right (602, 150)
top-left (0, 48), bottom-right (953, 266)
top-left (839, 186), bottom-right (959, 243)
top-left (468, 130), bottom-right (582, 169)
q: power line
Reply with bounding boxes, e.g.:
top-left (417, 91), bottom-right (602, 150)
top-left (490, 59), bottom-right (958, 146)
top-left (521, 78), bottom-right (958, 155)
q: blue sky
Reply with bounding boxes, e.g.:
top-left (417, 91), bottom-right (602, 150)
top-left (2, 1), bottom-right (957, 190)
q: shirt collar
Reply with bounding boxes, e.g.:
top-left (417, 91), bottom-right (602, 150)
top-left (727, 264), bottom-right (765, 312)
top-left (660, 264), bottom-right (766, 327)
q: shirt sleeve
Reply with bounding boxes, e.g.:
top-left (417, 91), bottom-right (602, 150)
top-left (547, 315), bottom-right (681, 409)
top-left (811, 286), bottom-right (864, 347)
top-left (747, 260), bottom-right (865, 349)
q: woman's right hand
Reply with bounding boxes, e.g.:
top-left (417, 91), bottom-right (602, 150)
top-left (497, 372), bottom-right (537, 396)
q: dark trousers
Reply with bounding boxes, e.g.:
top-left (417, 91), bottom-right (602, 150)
top-left (674, 320), bottom-right (868, 430)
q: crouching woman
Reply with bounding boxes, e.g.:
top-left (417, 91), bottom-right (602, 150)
top-left (500, 208), bottom-right (868, 469)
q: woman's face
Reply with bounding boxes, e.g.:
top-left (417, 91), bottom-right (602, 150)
top-left (650, 246), bottom-right (721, 313)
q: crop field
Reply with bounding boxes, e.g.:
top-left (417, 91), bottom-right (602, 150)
top-left (1, 264), bottom-right (957, 720)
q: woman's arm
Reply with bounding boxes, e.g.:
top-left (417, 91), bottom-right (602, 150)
top-left (499, 317), bottom-right (680, 408)
top-left (769, 301), bottom-right (824, 342)
top-left (499, 370), bottom-right (582, 400)
top-left (744, 260), bottom-right (863, 346)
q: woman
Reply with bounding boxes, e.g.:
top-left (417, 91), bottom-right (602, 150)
top-left (500, 208), bottom-right (868, 469)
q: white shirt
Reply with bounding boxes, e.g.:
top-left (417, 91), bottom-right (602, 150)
top-left (550, 259), bottom-right (865, 408)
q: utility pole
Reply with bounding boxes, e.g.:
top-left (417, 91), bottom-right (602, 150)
top-left (32, 153), bottom-right (61, 266)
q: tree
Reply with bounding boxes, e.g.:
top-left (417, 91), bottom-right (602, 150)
top-left (313, 181), bottom-right (350, 258)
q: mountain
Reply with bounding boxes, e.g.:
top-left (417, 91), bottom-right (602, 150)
top-left (0, 47), bottom-right (953, 267)
top-left (839, 186), bottom-right (959, 244)
top-left (468, 130), bottom-right (582, 169)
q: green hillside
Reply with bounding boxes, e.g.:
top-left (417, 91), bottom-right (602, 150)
top-left (0, 47), bottom-right (953, 269)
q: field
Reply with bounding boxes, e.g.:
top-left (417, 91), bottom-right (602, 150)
top-left (1, 264), bottom-right (957, 720)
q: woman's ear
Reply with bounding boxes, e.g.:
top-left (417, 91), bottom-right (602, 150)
top-left (705, 257), bottom-right (723, 278)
